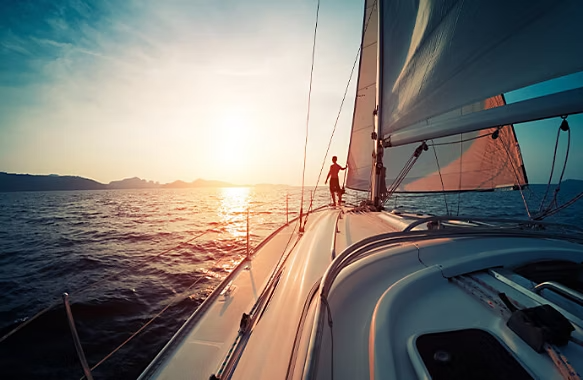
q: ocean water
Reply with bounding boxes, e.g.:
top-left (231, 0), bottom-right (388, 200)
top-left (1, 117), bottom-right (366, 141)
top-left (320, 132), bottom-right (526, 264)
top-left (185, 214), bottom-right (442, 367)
top-left (0, 184), bottom-right (581, 379)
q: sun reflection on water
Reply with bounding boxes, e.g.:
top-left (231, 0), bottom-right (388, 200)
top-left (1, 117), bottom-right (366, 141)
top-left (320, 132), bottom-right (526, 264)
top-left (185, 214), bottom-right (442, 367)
top-left (218, 187), bottom-right (251, 238)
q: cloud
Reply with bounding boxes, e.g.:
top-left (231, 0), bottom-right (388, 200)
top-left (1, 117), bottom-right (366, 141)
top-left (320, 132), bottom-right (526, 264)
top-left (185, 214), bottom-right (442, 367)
top-left (1, 0), bottom-right (364, 184)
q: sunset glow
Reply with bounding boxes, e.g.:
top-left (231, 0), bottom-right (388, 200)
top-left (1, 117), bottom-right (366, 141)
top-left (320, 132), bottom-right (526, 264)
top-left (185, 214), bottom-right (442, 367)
top-left (1, 1), bottom-right (582, 185)
top-left (0, 0), bottom-right (362, 186)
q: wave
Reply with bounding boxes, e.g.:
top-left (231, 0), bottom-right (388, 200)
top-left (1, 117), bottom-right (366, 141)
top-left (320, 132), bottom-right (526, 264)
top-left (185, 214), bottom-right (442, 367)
top-left (1, 186), bottom-right (580, 378)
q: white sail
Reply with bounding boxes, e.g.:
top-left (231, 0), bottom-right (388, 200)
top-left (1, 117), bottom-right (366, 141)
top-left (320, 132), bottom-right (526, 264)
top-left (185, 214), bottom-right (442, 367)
top-left (378, 0), bottom-right (583, 146)
top-left (346, 0), bottom-right (378, 191)
top-left (382, 95), bottom-right (528, 192)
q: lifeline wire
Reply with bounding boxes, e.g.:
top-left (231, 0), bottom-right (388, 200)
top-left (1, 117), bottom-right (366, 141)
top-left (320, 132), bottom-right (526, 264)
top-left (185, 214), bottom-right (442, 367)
top-left (81, 254), bottom-right (234, 378)
top-left (0, 230), bottom-right (209, 345)
top-left (87, 205), bottom-right (305, 377)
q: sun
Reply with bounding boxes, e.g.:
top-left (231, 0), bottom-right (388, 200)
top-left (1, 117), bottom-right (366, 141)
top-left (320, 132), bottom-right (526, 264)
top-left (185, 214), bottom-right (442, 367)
top-left (213, 109), bottom-right (255, 175)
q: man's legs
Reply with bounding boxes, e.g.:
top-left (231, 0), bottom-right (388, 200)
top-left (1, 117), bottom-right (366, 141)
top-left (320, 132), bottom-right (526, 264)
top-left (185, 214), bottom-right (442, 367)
top-left (330, 190), bottom-right (336, 206)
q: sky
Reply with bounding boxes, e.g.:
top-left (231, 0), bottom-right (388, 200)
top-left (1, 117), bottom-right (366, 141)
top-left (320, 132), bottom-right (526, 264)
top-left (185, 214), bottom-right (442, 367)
top-left (0, 0), bottom-right (582, 186)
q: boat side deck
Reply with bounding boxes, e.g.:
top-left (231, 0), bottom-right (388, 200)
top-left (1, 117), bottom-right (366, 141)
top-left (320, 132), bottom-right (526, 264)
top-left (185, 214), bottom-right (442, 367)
top-left (139, 219), bottom-right (300, 379)
top-left (141, 208), bottom-right (583, 380)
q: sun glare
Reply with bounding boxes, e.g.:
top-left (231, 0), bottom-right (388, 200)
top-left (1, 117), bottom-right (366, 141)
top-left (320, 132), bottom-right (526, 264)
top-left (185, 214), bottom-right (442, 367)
top-left (219, 187), bottom-right (251, 237)
top-left (212, 108), bottom-right (257, 175)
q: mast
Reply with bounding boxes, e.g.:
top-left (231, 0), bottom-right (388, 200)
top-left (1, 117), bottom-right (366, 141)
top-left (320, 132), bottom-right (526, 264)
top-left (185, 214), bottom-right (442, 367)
top-left (370, 0), bottom-right (384, 209)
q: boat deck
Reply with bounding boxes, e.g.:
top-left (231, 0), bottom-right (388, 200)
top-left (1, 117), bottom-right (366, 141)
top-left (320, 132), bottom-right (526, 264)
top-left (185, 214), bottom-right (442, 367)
top-left (140, 207), bottom-right (583, 380)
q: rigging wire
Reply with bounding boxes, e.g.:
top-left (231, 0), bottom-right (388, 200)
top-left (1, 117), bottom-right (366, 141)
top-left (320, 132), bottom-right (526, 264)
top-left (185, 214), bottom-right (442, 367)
top-left (300, 0), bottom-right (377, 230)
top-left (301, 0), bottom-right (378, 228)
top-left (550, 125), bottom-right (571, 206)
top-left (538, 125), bottom-right (565, 213)
top-left (535, 191), bottom-right (583, 220)
top-left (383, 142), bottom-right (427, 202)
top-left (537, 120), bottom-right (571, 218)
top-left (534, 119), bottom-right (582, 221)
top-left (498, 132), bottom-right (532, 218)
top-left (431, 140), bottom-right (450, 215)
top-left (457, 133), bottom-right (463, 215)
top-left (310, 41), bottom-right (361, 193)
top-left (299, 0), bottom-right (321, 231)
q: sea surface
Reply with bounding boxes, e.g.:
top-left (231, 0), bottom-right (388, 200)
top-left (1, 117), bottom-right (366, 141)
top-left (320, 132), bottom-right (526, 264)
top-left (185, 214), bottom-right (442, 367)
top-left (0, 184), bottom-right (581, 379)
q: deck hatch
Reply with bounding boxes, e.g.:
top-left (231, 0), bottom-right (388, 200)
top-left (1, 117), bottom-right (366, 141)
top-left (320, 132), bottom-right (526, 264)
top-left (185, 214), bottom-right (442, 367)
top-left (415, 328), bottom-right (532, 380)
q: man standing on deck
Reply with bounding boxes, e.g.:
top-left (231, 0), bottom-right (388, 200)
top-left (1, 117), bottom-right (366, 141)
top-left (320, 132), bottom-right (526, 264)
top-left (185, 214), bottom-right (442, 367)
top-left (325, 156), bottom-right (346, 206)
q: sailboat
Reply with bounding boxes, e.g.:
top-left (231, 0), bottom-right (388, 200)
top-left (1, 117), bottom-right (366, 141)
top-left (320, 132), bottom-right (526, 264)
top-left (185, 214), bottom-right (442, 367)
top-left (135, 1), bottom-right (583, 379)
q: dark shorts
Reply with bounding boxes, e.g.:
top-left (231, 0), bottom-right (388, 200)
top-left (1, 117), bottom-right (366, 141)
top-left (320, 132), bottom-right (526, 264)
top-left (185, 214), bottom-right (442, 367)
top-left (329, 177), bottom-right (341, 193)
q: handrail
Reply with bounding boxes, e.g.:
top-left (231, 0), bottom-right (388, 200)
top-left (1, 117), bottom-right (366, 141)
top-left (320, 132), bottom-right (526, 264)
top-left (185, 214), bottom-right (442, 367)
top-left (139, 198), bottom-right (329, 379)
top-left (212, 204), bottom-right (331, 379)
top-left (247, 208), bottom-right (251, 257)
top-left (402, 215), bottom-right (583, 233)
top-left (62, 293), bottom-right (93, 380)
top-left (490, 269), bottom-right (583, 329)
top-left (534, 281), bottom-right (583, 306)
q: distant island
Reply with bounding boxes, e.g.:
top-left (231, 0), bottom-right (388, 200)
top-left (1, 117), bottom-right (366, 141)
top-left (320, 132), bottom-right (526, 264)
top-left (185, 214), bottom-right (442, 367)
top-left (0, 172), bottom-right (246, 192)
top-left (1, 172), bottom-right (580, 193)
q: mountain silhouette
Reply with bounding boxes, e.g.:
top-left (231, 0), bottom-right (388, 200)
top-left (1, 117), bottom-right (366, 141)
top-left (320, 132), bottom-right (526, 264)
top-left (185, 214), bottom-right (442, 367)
top-left (0, 172), bottom-right (237, 192)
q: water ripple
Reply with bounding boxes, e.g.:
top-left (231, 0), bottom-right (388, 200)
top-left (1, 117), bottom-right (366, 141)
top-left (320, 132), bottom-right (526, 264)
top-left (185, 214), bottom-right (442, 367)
top-left (0, 185), bottom-right (579, 379)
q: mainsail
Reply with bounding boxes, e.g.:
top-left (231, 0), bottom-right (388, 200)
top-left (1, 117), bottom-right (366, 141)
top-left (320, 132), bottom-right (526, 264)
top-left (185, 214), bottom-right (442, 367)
top-left (347, 0), bottom-right (583, 193)
top-left (379, 0), bottom-right (583, 145)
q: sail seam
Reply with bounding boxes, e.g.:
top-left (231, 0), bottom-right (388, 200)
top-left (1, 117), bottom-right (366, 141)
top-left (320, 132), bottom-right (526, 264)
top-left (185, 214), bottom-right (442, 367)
top-left (357, 81), bottom-right (376, 89)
